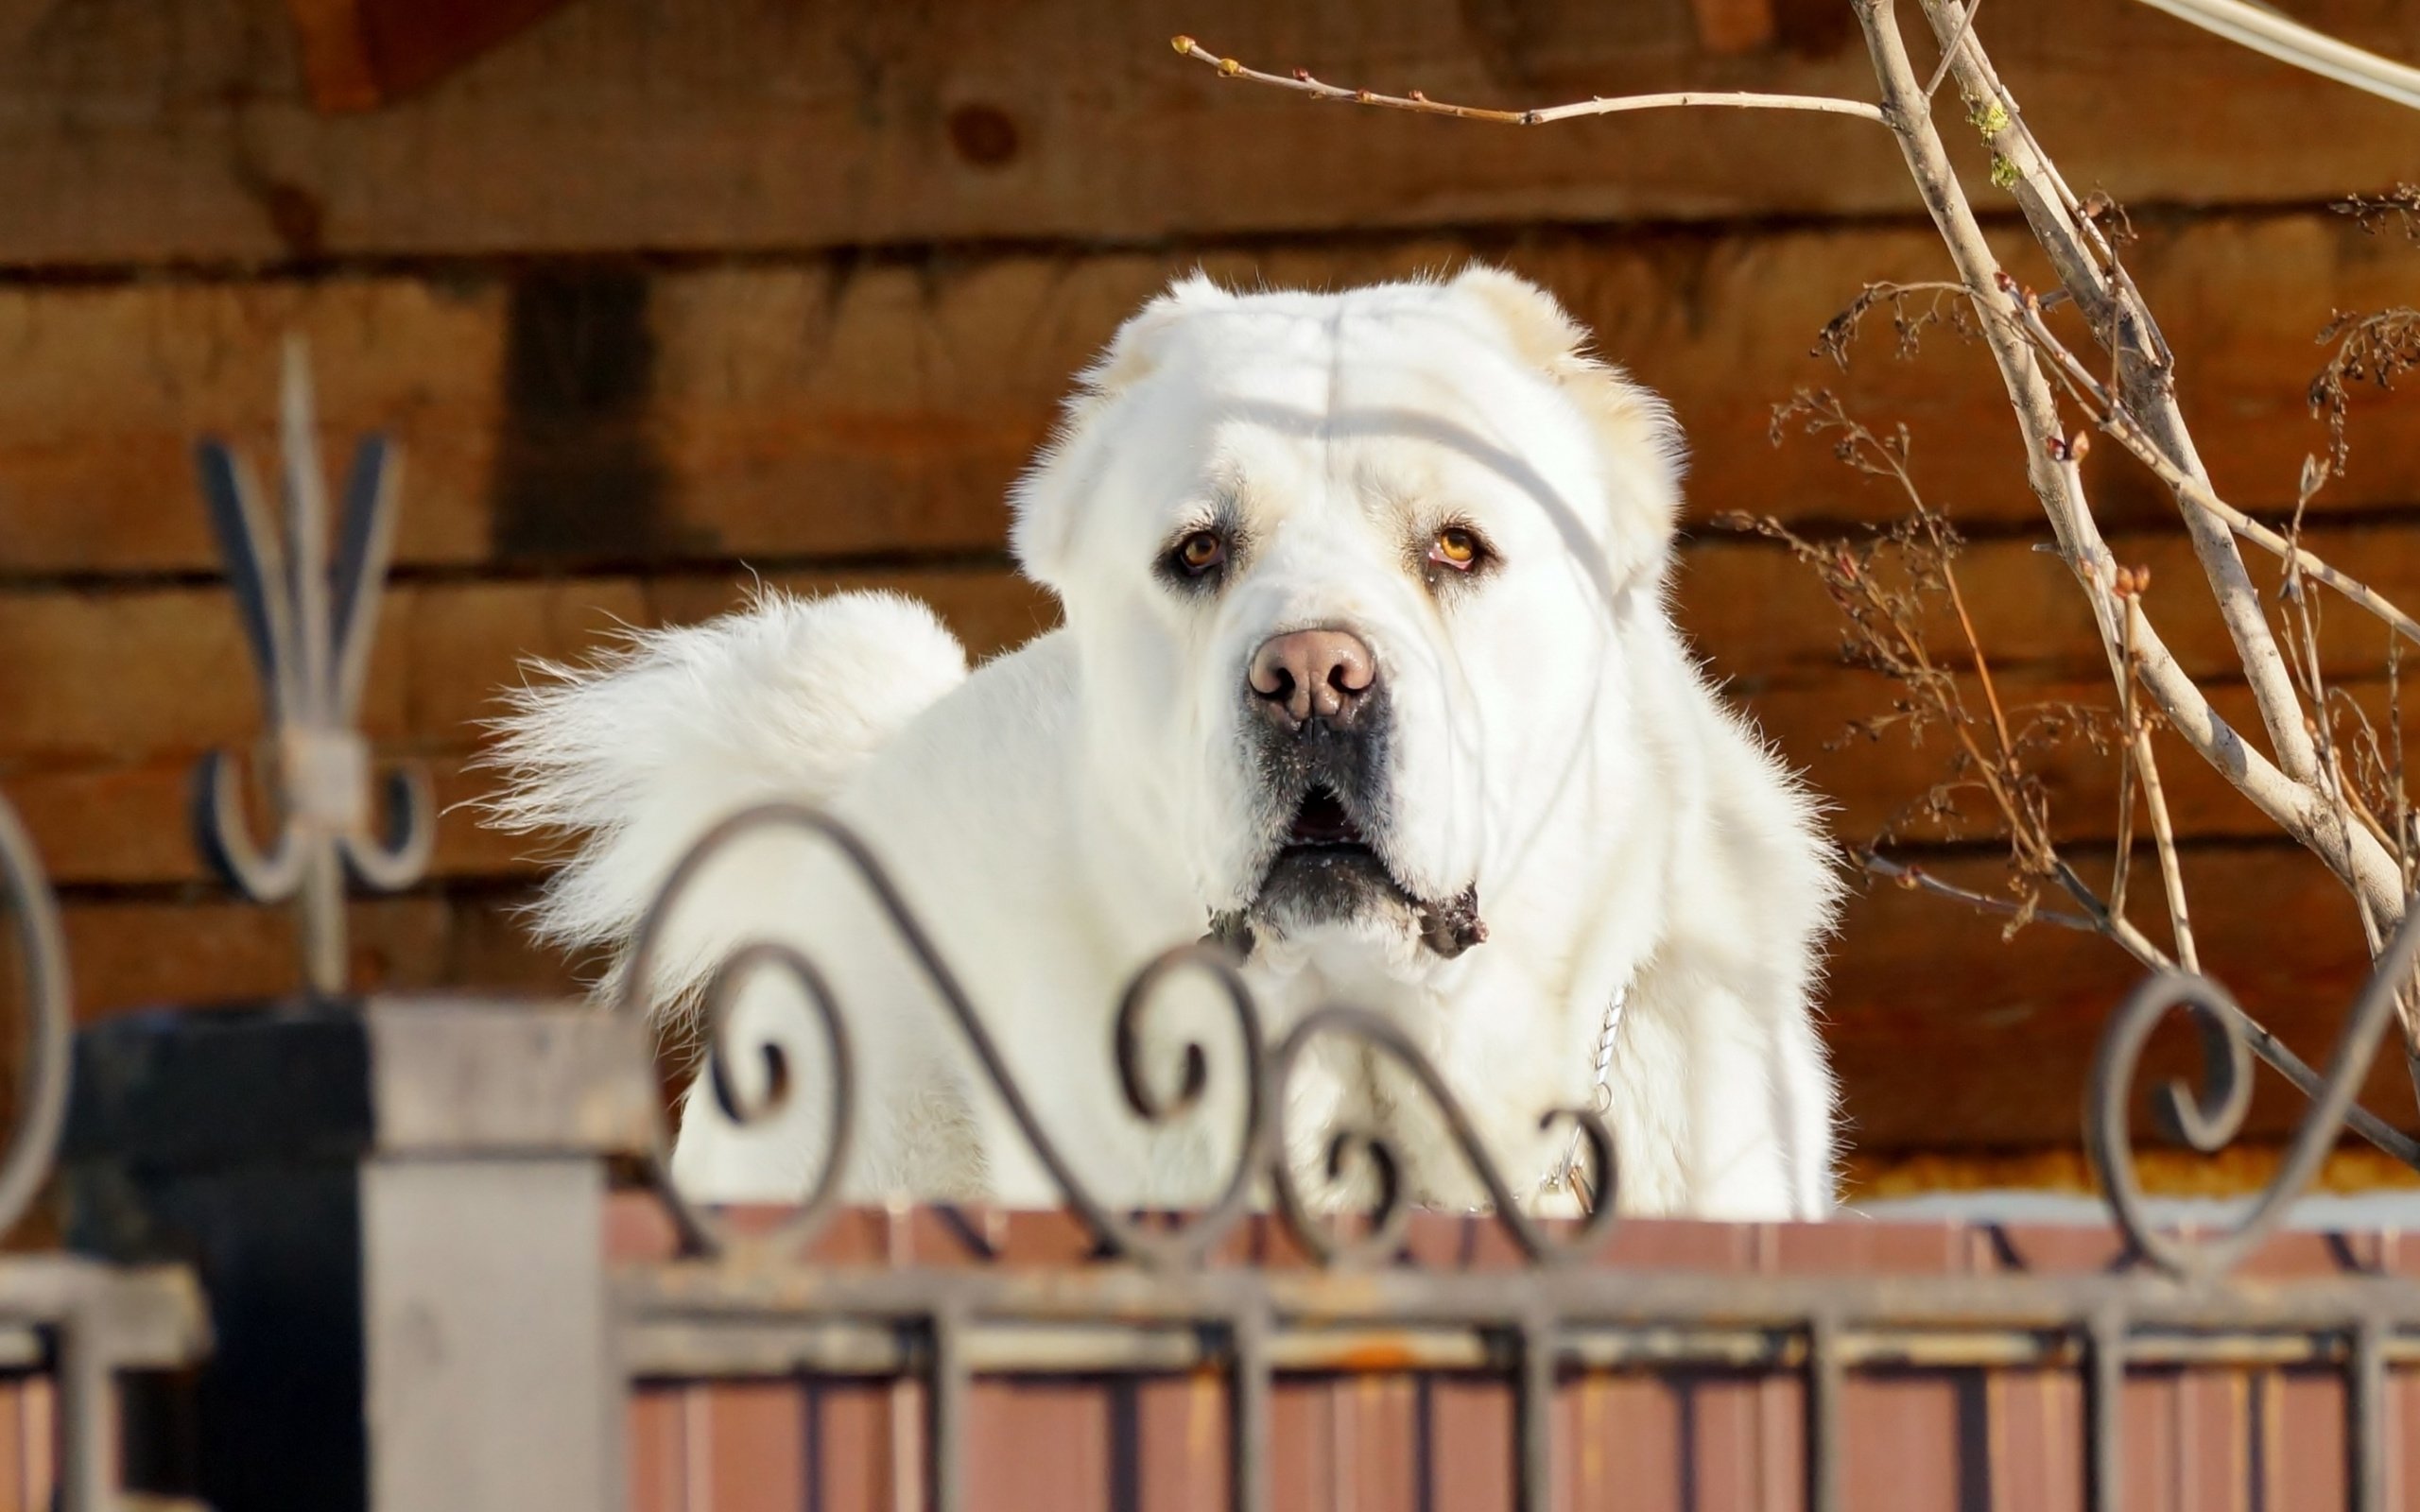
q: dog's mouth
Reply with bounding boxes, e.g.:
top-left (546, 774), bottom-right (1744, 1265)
top-left (1208, 785), bottom-right (1486, 961)
top-left (1283, 783), bottom-right (1369, 852)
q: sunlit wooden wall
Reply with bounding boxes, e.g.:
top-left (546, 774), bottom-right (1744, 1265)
top-left (6, 0), bottom-right (2420, 1185)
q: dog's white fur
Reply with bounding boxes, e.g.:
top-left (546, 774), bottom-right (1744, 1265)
top-left (487, 267), bottom-right (1840, 1220)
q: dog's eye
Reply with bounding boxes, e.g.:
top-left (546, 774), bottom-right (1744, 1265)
top-left (1172, 529), bottom-right (1228, 576)
top-left (1428, 526), bottom-right (1483, 572)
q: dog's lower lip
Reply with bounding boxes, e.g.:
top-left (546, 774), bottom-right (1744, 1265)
top-left (1278, 840), bottom-right (1374, 866)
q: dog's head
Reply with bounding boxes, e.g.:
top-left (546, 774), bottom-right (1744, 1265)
top-left (1011, 267), bottom-right (1684, 975)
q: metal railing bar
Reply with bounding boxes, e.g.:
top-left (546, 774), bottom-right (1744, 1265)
top-left (1806, 1312), bottom-right (1843, 1512)
top-left (617, 1314), bottom-right (2420, 1380)
top-left (2086, 1309), bottom-right (2125, 1512)
top-left (618, 1261), bottom-right (2420, 1334)
top-left (1229, 1299), bottom-right (1270, 1512)
top-left (2352, 1318), bottom-right (2388, 1512)
top-left (926, 1305), bottom-right (967, 1512)
top-left (53, 1309), bottom-right (109, 1512)
top-left (1514, 1313), bottom-right (1554, 1512)
top-left (0, 1262), bottom-right (207, 1369)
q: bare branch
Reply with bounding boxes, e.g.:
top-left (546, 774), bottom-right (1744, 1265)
top-left (2119, 587), bottom-right (2197, 973)
top-left (2109, 576), bottom-right (2141, 925)
top-left (2312, 307), bottom-right (2420, 483)
top-left (1169, 36), bottom-right (1891, 128)
top-left (2137, 0), bottom-right (2420, 114)
top-left (1857, 0), bottom-right (2405, 925)
top-left (2001, 292), bottom-right (2420, 652)
top-left (1923, 0), bottom-right (1981, 97)
top-left (1815, 280), bottom-right (1979, 368)
top-left (1919, 0), bottom-right (2322, 791)
top-left (1741, 398), bottom-right (2119, 940)
top-left (2333, 184), bottom-right (2420, 241)
top-left (1860, 849), bottom-right (2098, 931)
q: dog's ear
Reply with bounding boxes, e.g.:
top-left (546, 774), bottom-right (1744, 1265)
top-left (1449, 266), bottom-right (1685, 570)
top-left (1084, 271), bottom-right (1226, 393)
top-left (1011, 273), bottom-right (1231, 588)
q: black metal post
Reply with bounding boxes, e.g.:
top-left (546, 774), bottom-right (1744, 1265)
top-left (61, 995), bottom-right (654, 1512)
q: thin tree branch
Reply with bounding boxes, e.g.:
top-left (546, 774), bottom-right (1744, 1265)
top-left (1171, 37), bottom-right (1891, 127)
top-left (1923, 0), bottom-right (1981, 97)
top-left (2277, 529), bottom-right (2393, 966)
top-left (2109, 567), bottom-right (2141, 925)
top-left (2121, 590), bottom-right (2197, 973)
top-left (1854, 0), bottom-right (2406, 927)
top-left (1918, 0), bottom-right (2323, 789)
top-left (2138, 0), bottom-right (2420, 113)
top-left (1859, 850), bottom-right (2099, 930)
top-left (2002, 295), bottom-right (2420, 653)
top-left (2396, 645), bottom-right (2413, 898)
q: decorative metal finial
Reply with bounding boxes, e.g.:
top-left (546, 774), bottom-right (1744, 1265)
top-left (192, 337), bottom-right (432, 1000)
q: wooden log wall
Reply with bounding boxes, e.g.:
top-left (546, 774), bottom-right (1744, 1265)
top-left (9, 0), bottom-right (2420, 1178)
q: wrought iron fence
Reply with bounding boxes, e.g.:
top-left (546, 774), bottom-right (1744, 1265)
top-left (0, 662), bottom-right (206, 1512)
top-left (9, 350), bottom-right (2420, 1509)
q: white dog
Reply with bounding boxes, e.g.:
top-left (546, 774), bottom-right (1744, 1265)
top-left (487, 267), bottom-right (1839, 1220)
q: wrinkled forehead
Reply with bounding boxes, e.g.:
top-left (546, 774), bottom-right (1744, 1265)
top-left (1107, 301), bottom-right (1606, 530)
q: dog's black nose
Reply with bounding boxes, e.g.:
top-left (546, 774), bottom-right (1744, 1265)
top-left (1249, 628), bottom-right (1376, 730)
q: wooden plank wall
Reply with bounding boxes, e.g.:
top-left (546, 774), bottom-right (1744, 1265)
top-left (7, 0), bottom-right (2420, 1177)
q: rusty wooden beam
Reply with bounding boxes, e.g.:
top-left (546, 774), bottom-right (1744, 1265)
top-left (285, 0), bottom-right (577, 112)
top-left (1691, 0), bottom-right (1779, 54)
top-left (0, 213), bottom-right (2402, 576)
top-left (2, 0), bottom-right (2419, 263)
top-left (0, 0), bottom-right (50, 56)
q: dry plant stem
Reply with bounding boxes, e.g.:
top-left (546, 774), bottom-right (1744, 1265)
top-left (2011, 301), bottom-right (2420, 651)
top-left (1862, 850), bottom-right (2097, 930)
top-left (1939, 526), bottom-right (2014, 760)
top-left (1923, 0), bottom-right (1981, 97)
top-left (1852, 418), bottom-right (2027, 802)
top-left (2289, 573), bottom-right (2420, 1101)
top-left (2109, 593), bottom-right (2139, 928)
top-left (2395, 656), bottom-right (2420, 1084)
top-left (2274, 556), bottom-right (2420, 1091)
top-left (2398, 651), bottom-right (2414, 896)
top-left (2124, 595), bottom-right (2198, 974)
top-left (1918, 0), bottom-right (2322, 791)
top-left (1861, 0), bottom-right (2420, 1156)
top-left (1854, 450), bottom-right (2049, 869)
top-left (1854, 0), bottom-right (2406, 929)
top-left (1171, 38), bottom-right (1890, 127)
top-left (1820, 270), bottom-right (2387, 675)
top-left (2287, 581), bottom-right (2398, 883)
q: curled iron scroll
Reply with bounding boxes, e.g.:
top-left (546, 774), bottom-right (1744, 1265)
top-left (0, 799), bottom-right (69, 1240)
top-left (618, 801), bottom-right (1270, 1268)
top-left (625, 801), bottom-right (1637, 1269)
top-left (1269, 1004), bottom-right (1620, 1267)
top-left (2089, 904), bottom-right (2420, 1280)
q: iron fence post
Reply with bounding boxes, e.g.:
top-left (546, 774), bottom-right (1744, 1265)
top-left (60, 995), bottom-right (656, 1512)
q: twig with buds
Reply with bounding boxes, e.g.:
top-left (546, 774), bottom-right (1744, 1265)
top-left (1170, 37), bottom-right (1891, 128)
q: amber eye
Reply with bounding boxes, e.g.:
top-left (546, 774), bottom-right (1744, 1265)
top-left (1428, 526), bottom-right (1482, 572)
top-left (1173, 529), bottom-right (1227, 576)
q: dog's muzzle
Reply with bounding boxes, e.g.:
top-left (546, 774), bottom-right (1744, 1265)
top-left (1211, 627), bottom-right (1485, 960)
